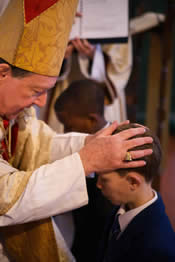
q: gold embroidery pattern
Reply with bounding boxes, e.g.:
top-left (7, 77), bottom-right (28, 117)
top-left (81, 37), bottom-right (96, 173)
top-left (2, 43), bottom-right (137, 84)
top-left (0, 107), bottom-right (73, 261)
top-left (0, 121), bottom-right (12, 161)
top-left (15, 0), bottom-right (78, 76)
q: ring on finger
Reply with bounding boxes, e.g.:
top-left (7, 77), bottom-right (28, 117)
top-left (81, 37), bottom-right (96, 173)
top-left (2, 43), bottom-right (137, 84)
top-left (124, 152), bottom-right (132, 162)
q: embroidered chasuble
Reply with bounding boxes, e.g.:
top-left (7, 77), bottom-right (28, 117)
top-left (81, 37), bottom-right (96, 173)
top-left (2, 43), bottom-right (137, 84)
top-left (1, 218), bottom-right (60, 262)
top-left (0, 108), bottom-right (73, 262)
top-left (0, 114), bottom-right (60, 261)
top-left (0, 119), bottom-right (18, 163)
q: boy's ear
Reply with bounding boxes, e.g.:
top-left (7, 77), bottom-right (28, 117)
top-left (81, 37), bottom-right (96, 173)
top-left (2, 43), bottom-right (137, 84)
top-left (126, 172), bottom-right (142, 191)
top-left (88, 113), bottom-right (98, 121)
top-left (0, 63), bottom-right (11, 79)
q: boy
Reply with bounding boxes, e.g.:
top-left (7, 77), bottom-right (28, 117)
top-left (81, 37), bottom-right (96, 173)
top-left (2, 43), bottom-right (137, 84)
top-left (54, 79), bottom-right (108, 134)
top-left (97, 123), bottom-right (175, 262)
top-left (54, 79), bottom-right (113, 262)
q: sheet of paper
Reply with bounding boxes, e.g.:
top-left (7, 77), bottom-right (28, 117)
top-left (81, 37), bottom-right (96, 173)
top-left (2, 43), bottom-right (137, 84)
top-left (69, 1), bottom-right (81, 40)
top-left (81, 0), bottom-right (128, 39)
top-left (69, 0), bottom-right (128, 41)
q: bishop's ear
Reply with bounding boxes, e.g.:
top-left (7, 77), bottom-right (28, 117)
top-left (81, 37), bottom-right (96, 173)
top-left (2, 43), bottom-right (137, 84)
top-left (126, 172), bottom-right (142, 191)
top-left (0, 63), bottom-right (11, 79)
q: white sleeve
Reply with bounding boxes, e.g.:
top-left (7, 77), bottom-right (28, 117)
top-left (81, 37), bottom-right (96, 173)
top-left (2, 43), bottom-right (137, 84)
top-left (130, 12), bottom-right (165, 35)
top-left (0, 152), bottom-right (88, 225)
top-left (49, 131), bottom-right (87, 162)
top-left (90, 44), bottom-right (106, 81)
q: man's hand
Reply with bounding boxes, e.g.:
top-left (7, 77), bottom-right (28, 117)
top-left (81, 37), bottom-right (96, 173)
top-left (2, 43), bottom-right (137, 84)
top-left (85, 121), bottom-right (130, 145)
top-left (79, 122), bottom-right (153, 176)
top-left (71, 38), bottom-right (95, 59)
top-left (64, 43), bottom-right (74, 59)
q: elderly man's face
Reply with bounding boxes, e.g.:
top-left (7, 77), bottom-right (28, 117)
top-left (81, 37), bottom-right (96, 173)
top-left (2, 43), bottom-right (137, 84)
top-left (0, 66), bottom-right (57, 119)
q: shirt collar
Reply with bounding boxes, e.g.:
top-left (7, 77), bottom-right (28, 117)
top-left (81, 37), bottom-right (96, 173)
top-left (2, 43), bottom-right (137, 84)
top-left (100, 122), bottom-right (110, 130)
top-left (117, 190), bottom-right (158, 233)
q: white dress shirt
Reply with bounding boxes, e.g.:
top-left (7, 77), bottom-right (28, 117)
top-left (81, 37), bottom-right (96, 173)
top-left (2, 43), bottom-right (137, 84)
top-left (117, 190), bottom-right (158, 238)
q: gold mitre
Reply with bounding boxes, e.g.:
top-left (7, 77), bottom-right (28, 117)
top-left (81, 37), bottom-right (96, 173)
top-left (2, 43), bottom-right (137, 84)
top-left (0, 0), bottom-right (78, 76)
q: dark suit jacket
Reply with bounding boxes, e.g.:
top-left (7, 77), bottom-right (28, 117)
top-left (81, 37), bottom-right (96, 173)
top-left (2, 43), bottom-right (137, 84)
top-left (97, 194), bottom-right (175, 262)
top-left (72, 175), bottom-right (114, 262)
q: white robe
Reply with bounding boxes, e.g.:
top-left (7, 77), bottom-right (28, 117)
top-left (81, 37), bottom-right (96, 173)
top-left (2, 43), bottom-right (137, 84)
top-left (0, 107), bottom-right (88, 261)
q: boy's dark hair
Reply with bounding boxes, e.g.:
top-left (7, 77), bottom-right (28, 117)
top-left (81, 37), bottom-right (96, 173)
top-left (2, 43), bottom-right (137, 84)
top-left (0, 58), bottom-right (32, 78)
top-left (114, 123), bottom-right (162, 183)
top-left (54, 79), bottom-right (105, 117)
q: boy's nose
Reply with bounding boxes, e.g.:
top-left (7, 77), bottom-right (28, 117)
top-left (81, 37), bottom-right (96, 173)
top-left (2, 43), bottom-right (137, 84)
top-left (96, 176), bottom-right (102, 189)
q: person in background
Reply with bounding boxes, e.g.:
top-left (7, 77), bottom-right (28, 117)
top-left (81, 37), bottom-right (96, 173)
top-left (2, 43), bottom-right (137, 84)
top-left (54, 79), bottom-right (108, 134)
top-left (54, 79), bottom-right (114, 262)
top-left (39, 11), bottom-right (165, 134)
top-left (39, 37), bottom-right (131, 132)
top-left (97, 123), bottom-right (175, 262)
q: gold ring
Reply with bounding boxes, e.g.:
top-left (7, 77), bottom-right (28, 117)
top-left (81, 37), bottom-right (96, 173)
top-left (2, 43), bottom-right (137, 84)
top-left (124, 152), bottom-right (132, 162)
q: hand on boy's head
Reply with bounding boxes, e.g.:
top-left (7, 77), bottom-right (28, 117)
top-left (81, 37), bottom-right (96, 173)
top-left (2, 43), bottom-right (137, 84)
top-left (84, 121), bottom-right (118, 144)
top-left (117, 120), bottom-right (130, 127)
top-left (80, 123), bottom-right (153, 176)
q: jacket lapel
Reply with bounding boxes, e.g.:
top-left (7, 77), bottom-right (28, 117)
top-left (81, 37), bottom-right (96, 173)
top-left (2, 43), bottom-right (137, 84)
top-left (98, 194), bottom-right (165, 262)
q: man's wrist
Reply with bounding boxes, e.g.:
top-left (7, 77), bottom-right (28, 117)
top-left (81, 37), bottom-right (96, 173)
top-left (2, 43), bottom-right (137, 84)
top-left (84, 135), bottom-right (93, 145)
top-left (79, 147), bottom-right (94, 176)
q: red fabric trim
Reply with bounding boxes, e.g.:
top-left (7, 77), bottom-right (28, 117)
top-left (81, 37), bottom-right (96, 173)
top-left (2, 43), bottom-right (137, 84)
top-left (24, 0), bottom-right (59, 24)
top-left (1, 140), bottom-right (8, 161)
top-left (11, 123), bottom-right (19, 156)
top-left (1, 121), bottom-right (19, 162)
top-left (1, 120), bottom-right (9, 161)
top-left (3, 119), bottom-right (9, 129)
